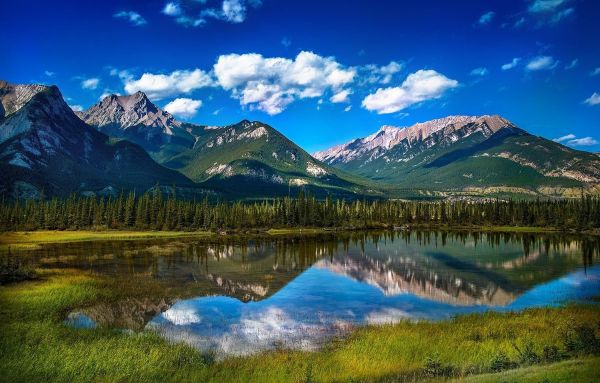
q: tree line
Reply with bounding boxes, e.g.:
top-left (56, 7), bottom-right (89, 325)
top-left (0, 191), bottom-right (599, 231)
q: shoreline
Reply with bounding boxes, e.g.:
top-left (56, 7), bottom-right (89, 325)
top-left (1, 225), bottom-right (598, 251)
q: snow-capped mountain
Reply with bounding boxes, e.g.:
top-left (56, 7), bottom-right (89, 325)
top-left (0, 81), bottom-right (198, 198)
top-left (314, 115), bottom-right (600, 193)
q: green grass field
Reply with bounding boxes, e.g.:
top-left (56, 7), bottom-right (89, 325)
top-left (1, 266), bottom-right (599, 382)
top-left (0, 230), bottom-right (214, 251)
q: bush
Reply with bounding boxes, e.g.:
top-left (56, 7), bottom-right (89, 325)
top-left (489, 351), bottom-right (517, 372)
top-left (423, 355), bottom-right (456, 377)
top-left (563, 325), bottom-right (600, 356)
top-left (0, 254), bottom-right (37, 284)
top-left (542, 345), bottom-right (563, 363)
top-left (516, 341), bottom-right (541, 365)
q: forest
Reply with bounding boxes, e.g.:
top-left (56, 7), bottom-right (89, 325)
top-left (1, 191), bottom-right (599, 231)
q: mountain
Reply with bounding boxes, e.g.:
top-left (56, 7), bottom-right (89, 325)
top-left (0, 81), bottom-right (199, 199)
top-left (314, 115), bottom-right (600, 196)
top-left (82, 93), bottom-right (377, 199)
top-left (76, 92), bottom-right (200, 161)
top-left (164, 120), bottom-right (376, 199)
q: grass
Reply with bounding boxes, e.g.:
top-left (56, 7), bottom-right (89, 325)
top-left (450, 357), bottom-right (600, 382)
top-left (0, 230), bottom-right (213, 251)
top-left (1, 267), bottom-right (599, 382)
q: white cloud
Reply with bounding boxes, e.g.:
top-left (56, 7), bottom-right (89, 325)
top-left (213, 51), bottom-right (356, 114)
top-left (221, 0), bottom-right (246, 23)
top-left (81, 78), bottom-right (100, 90)
top-left (529, 0), bottom-right (568, 13)
top-left (554, 133), bottom-right (598, 146)
top-left (567, 137), bottom-right (599, 146)
top-left (281, 37), bottom-right (291, 47)
top-left (123, 69), bottom-right (216, 100)
top-left (501, 58), bottom-right (521, 70)
top-left (344, 105), bottom-right (352, 112)
top-left (470, 67), bottom-right (489, 76)
top-left (99, 90), bottom-right (121, 101)
top-left (44, 70), bottom-right (55, 77)
top-left (584, 92), bottom-right (600, 106)
top-left (114, 11), bottom-right (147, 26)
top-left (477, 11), bottom-right (495, 25)
top-left (553, 133), bottom-right (576, 143)
top-left (330, 89), bottom-right (352, 103)
top-left (362, 61), bottom-right (404, 84)
top-left (526, 56), bottom-right (558, 71)
top-left (528, 0), bottom-right (574, 24)
top-left (565, 59), bottom-right (578, 70)
top-left (164, 0), bottom-right (260, 27)
top-left (164, 98), bottom-right (203, 118)
top-left (69, 104), bottom-right (84, 112)
top-left (361, 69), bottom-right (459, 114)
top-left (590, 68), bottom-right (600, 76)
top-left (162, 2), bottom-right (182, 16)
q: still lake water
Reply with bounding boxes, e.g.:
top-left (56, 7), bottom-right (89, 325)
top-left (19, 231), bottom-right (600, 358)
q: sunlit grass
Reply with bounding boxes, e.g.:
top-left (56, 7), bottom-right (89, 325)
top-left (0, 230), bottom-right (214, 251)
top-left (1, 268), bottom-right (599, 382)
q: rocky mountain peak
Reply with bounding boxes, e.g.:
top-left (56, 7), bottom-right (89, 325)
top-left (314, 115), bottom-right (515, 164)
top-left (79, 92), bottom-right (181, 135)
top-left (0, 81), bottom-right (53, 117)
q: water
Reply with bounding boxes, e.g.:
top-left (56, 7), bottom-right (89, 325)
top-left (15, 231), bottom-right (600, 358)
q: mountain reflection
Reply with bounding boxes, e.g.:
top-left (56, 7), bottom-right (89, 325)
top-left (13, 230), bottom-right (595, 331)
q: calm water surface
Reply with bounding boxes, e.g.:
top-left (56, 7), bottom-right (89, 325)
top-left (15, 231), bottom-right (600, 358)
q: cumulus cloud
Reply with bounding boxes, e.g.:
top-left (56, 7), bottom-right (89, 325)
top-left (213, 51), bottom-right (356, 114)
top-left (123, 69), bottom-right (216, 100)
top-left (330, 89), bottom-right (352, 103)
top-left (526, 56), bottom-right (558, 71)
top-left (554, 133), bottom-right (598, 146)
top-left (470, 67), bottom-right (489, 76)
top-left (501, 58), bottom-right (521, 70)
top-left (344, 105), bottom-right (352, 112)
top-left (113, 11), bottom-right (147, 26)
top-left (81, 78), bottom-right (100, 90)
top-left (477, 11), bottom-right (495, 25)
top-left (584, 92), bottom-right (600, 106)
top-left (361, 69), bottom-right (459, 114)
top-left (164, 98), bottom-right (203, 118)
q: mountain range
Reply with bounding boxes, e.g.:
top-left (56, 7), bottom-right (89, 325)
top-left (1, 80), bottom-right (599, 200)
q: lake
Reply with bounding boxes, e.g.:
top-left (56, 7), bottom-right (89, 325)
top-left (15, 231), bottom-right (600, 358)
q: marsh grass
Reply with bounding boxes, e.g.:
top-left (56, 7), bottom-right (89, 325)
top-left (1, 269), bottom-right (599, 382)
top-left (0, 230), bottom-right (213, 251)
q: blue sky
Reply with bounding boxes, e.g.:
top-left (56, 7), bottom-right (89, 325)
top-left (2, 0), bottom-right (599, 153)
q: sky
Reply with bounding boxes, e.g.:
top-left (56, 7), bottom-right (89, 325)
top-left (2, 0), bottom-right (600, 153)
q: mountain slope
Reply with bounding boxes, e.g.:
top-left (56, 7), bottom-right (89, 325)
top-left (165, 120), bottom-right (376, 198)
top-left (81, 93), bottom-right (379, 199)
top-left (314, 115), bottom-right (600, 195)
top-left (0, 81), bottom-right (199, 199)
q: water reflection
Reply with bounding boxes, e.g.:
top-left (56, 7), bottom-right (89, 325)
top-left (9, 230), bottom-right (598, 354)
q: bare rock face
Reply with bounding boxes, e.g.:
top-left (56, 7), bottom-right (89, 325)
top-left (313, 115), bottom-right (513, 164)
top-left (78, 92), bottom-right (196, 153)
top-left (80, 92), bottom-right (181, 135)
